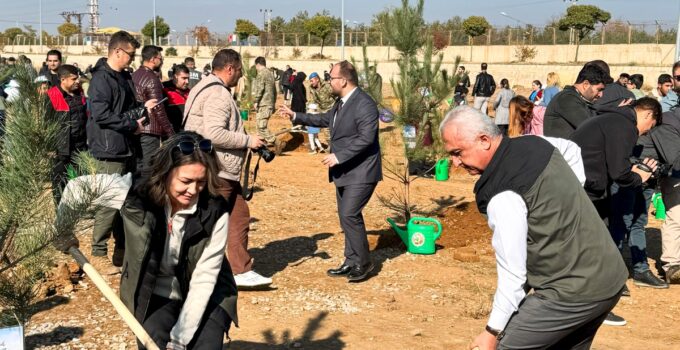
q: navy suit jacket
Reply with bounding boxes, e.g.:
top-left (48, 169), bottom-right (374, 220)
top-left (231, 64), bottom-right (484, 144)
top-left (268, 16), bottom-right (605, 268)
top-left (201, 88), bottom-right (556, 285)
top-left (294, 88), bottom-right (382, 187)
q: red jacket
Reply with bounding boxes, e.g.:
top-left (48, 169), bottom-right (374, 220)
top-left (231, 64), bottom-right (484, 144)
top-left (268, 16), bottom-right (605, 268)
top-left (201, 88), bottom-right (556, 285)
top-left (47, 85), bottom-right (88, 155)
top-left (162, 81), bottom-right (190, 133)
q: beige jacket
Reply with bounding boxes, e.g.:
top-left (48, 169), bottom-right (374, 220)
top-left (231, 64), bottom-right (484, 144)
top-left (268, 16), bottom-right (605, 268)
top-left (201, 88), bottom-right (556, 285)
top-left (183, 74), bottom-right (251, 181)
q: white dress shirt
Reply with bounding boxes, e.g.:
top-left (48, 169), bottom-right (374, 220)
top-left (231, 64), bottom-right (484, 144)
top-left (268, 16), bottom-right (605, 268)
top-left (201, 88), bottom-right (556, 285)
top-left (333, 86), bottom-right (357, 127)
top-left (541, 136), bottom-right (586, 186)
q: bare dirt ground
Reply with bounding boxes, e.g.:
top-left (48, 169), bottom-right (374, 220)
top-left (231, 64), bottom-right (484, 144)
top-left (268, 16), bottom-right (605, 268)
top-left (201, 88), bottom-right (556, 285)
top-left (23, 99), bottom-right (680, 350)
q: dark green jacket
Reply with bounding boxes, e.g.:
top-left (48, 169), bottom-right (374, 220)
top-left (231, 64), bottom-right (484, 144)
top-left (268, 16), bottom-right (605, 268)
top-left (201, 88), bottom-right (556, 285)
top-left (119, 190), bottom-right (238, 327)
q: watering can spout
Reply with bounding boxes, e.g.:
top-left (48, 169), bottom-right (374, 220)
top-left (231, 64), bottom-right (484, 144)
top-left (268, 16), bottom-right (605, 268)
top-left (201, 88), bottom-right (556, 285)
top-left (386, 218), bottom-right (408, 243)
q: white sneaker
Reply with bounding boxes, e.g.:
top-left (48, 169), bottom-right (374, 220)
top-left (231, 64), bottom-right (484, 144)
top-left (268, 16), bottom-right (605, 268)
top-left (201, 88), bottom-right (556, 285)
top-left (234, 270), bottom-right (272, 287)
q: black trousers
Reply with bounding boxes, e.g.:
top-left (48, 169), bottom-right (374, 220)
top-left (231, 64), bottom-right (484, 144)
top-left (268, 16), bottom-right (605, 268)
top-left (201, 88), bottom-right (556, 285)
top-left (139, 295), bottom-right (231, 350)
top-left (136, 134), bottom-right (162, 185)
top-left (336, 183), bottom-right (377, 267)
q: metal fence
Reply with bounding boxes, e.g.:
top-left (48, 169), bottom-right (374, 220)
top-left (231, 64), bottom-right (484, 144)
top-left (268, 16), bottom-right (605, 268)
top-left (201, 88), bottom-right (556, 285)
top-left (1, 22), bottom-right (676, 48)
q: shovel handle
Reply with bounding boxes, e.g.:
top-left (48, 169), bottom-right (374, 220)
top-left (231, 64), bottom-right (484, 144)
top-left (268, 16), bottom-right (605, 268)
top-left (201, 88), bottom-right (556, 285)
top-left (68, 247), bottom-right (160, 350)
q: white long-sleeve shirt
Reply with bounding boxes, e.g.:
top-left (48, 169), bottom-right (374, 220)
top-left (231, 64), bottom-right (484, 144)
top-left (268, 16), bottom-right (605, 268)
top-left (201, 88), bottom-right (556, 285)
top-left (486, 191), bottom-right (528, 330)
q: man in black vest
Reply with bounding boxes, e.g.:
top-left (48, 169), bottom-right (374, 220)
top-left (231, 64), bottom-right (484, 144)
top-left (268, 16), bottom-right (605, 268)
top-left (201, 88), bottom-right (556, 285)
top-left (279, 61), bottom-right (382, 282)
top-left (440, 106), bottom-right (627, 350)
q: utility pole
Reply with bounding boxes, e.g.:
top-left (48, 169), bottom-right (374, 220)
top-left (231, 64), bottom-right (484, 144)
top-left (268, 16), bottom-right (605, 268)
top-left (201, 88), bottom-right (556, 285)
top-left (39, 0), bottom-right (43, 51)
top-left (88, 0), bottom-right (100, 33)
top-left (341, 0), bottom-right (345, 59)
top-left (676, 1), bottom-right (680, 60)
top-left (153, 0), bottom-right (157, 45)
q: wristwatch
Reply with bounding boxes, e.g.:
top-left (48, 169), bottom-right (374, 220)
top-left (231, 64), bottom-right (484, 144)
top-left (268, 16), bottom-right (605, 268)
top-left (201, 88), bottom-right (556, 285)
top-left (485, 325), bottom-right (502, 338)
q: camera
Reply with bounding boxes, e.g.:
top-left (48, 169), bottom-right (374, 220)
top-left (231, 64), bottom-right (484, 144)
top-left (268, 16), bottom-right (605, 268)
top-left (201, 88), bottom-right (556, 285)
top-left (255, 146), bottom-right (275, 162)
top-left (635, 160), bottom-right (669, 179)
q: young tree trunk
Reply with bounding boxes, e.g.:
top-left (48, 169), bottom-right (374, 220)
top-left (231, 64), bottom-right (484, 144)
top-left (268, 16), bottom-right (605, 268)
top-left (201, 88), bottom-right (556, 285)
top-left (574, 41), bottom-right (580, 63)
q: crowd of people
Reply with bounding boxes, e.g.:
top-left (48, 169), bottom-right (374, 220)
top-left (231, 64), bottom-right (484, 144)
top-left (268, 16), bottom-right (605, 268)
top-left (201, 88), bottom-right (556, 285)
top-left (1, 29), bottom-right (381, 349)
top-left (2, 29), bottom-right (680, 349)
top-left (446, 58), bottom-right (680, 349)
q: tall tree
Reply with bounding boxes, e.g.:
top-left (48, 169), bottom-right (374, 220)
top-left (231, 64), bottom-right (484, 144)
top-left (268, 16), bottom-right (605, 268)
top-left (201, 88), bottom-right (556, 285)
top-left (304, 14), bottom-right (334, 55)
top-left (141, 16), bottom-right (171, 43)
top-left (235, 19), bottom-right (261, 43)
top-left (462, 16), bottom-right (490, 45)
top-left (57, 23), bottom-right (80, 38)
top-left (3, 28), bottom-right (25, 41)
top-left (191, 26), bottom-right (211, 47)
top-left (558, 4), bottom-right (611, 62)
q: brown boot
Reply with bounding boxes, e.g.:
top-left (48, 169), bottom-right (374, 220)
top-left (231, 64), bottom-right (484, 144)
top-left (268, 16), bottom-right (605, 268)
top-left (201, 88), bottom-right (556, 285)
top-left (89, 256), bottom-right (120, 276)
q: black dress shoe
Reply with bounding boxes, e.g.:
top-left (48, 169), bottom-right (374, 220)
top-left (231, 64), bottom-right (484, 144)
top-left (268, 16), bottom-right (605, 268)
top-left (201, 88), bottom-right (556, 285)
top-left (347, 263), bottom-right (374, 282)
top-left (327, 264), bottom-right (352, 277)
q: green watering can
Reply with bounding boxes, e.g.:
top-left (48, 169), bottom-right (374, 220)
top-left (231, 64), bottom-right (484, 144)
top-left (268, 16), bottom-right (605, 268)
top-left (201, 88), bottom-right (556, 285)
top-left (240, 110), bottom-right (249, 121)
top-left (386, 217), bottom-right (442, 255)
top-left (435, 159), bottom-right (449, 181)
top-left (652, 192), bottom-right (666, 220)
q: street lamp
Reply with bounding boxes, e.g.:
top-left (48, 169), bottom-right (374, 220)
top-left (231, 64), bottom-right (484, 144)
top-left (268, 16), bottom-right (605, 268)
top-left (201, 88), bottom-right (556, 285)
top-left (260, 9), bottom-right (272, 48)
top-left (500, 11), bottom-right (528, 44)
top-left (259, 9), bottom-right (272, 32)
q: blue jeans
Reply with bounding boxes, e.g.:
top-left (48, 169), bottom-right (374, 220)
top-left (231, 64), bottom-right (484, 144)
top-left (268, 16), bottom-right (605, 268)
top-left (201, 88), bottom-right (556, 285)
top-left (609, 183), bottom-right (653, 274)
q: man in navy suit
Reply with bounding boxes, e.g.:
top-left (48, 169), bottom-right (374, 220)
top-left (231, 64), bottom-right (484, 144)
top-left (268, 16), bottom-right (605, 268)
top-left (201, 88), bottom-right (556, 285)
top-left (279, 60), bottom-right (382, 282)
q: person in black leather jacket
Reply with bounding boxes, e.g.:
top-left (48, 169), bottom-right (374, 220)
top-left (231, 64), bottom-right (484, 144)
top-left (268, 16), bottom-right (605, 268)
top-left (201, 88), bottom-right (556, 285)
top-left (472, 62), bottom-right (496, 115)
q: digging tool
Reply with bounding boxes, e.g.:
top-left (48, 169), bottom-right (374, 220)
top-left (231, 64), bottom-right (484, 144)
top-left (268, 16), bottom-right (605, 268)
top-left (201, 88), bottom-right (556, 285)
top-left (67, 246), bottom-right (160, 350)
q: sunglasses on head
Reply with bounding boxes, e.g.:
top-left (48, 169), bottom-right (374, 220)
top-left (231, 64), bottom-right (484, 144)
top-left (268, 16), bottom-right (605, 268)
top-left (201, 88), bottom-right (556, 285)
top-left (176, 139), bottom-right (213, 155)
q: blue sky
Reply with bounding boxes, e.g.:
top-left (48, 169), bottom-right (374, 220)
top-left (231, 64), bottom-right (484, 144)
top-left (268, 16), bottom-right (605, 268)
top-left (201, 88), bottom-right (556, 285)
top-left (1, 0), bottom-right (677, 34)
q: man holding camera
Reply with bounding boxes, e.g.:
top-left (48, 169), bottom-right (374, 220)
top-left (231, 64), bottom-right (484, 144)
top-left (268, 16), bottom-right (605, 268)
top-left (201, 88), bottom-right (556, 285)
top-left (87, 31), bottom-right (158, 274)
top-left (636, 94), bottom-right (680, 284)
top-left (183, 49), bottom-right (272, 288)
top-left (571, 97), bottom-right (664, 325)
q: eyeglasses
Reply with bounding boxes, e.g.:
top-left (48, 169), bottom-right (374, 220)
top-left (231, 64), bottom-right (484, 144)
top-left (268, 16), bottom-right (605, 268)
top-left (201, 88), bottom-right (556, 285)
top-left (117, 47), bottom-right (136, 59)
top-left (329, 76), bottom-right (344, 80)
top-left (176, 139), bottom-right (213, 155)
top-left (674, 75), bottom-right (680, 81)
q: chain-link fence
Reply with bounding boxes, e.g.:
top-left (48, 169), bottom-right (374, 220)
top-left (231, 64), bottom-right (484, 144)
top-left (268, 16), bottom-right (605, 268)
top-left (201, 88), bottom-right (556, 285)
top-left (1, 21), bottom-right (675, 49)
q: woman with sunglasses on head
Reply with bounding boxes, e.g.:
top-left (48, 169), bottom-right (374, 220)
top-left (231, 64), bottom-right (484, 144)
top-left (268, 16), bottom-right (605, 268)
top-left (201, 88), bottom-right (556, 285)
top-left (118, 131), bottom-right (238, 350)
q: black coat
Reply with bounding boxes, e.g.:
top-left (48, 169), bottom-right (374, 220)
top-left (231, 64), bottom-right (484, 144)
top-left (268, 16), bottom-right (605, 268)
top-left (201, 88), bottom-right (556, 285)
top-left (294, 88), bottom-right (382, 187)
top-left (46, 85), bottom-right (87, 155)
top-left (570, 106), bottom-right (641, 200)
top-left (290, 72), bottom-right (307, 113)
top-left (86, 58), bottom-right (143, 159)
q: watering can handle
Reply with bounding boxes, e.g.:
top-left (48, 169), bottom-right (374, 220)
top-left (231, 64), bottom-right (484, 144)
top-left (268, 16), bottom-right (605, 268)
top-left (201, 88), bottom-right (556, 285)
top-left (408, 217), bottom-right (443, 239)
